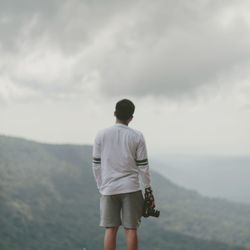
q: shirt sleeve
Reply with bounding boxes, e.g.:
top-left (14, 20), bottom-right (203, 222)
top-left (92, 132), bottom-right (102, 190)
top-left (136, 133), bottom-right (151, 188)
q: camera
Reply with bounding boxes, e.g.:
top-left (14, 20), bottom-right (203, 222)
top-left (143, 205), bottom-right (160, 218)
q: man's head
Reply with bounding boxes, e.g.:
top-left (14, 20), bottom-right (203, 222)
top-left (114, 99), bottom-right (135, 124)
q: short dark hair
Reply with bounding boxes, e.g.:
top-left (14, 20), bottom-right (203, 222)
top-left (115, 99), bottom-right (135, 121)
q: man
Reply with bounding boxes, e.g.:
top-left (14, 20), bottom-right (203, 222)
top-left (92, 99), bottom-right (155, 250)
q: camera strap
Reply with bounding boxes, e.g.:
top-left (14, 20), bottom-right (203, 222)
top-left (144, 187), bottom-right (155, 208)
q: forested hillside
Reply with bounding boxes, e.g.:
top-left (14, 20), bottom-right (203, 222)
top-left (0, 135), bottom-right (249, 250)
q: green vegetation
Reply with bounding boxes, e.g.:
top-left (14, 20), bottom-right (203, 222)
top-left (0, 134), bottom-right (249, 250)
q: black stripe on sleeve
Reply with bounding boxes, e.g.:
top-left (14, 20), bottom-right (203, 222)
top-left (137, 162), bottom-right (148, 166)
top-left (136, 158), bottom-right (148, 166)
top-left (93, 157), bottom-right (101, 164)
top-left (136, 159), bottom-right (148, 164)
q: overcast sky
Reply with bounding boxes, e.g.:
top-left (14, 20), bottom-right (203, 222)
top-left (0, 0), bottom-right (250, 157)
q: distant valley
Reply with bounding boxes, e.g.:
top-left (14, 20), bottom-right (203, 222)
top-left (152, 154), bottom-right (250, 204)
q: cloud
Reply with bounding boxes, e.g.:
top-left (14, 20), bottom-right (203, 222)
top-left (97, 0), bottom-right (250, 98)
top-left (0, 0), bottom-right (250, 102)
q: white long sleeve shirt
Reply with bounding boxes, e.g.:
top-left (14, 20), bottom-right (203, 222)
top-left (92, 123), bottom-right (151, 195)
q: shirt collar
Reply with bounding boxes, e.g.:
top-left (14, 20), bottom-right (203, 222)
top-left (114, 123), bottom-right (128, 128)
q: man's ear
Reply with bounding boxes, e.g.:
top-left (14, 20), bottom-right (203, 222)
top-left (128, 116), bottom-right (133, 123)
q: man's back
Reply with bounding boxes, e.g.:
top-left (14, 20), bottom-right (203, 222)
top-left (93, 123), bottom-right (149, 195)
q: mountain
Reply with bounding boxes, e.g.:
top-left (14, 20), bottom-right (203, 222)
top-left (0, 134), bottom-right (249, 250)
top-left (151, 154), bottom-right (250, 204)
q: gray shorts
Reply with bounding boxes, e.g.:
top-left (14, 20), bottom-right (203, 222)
top-left (100, 190), bottom-right (144, 229)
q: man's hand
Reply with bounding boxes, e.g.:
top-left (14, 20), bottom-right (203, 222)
top-left (144, 187), bottom-right (155, 208)
top-left (143, 186), bottom-right (160, 218)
